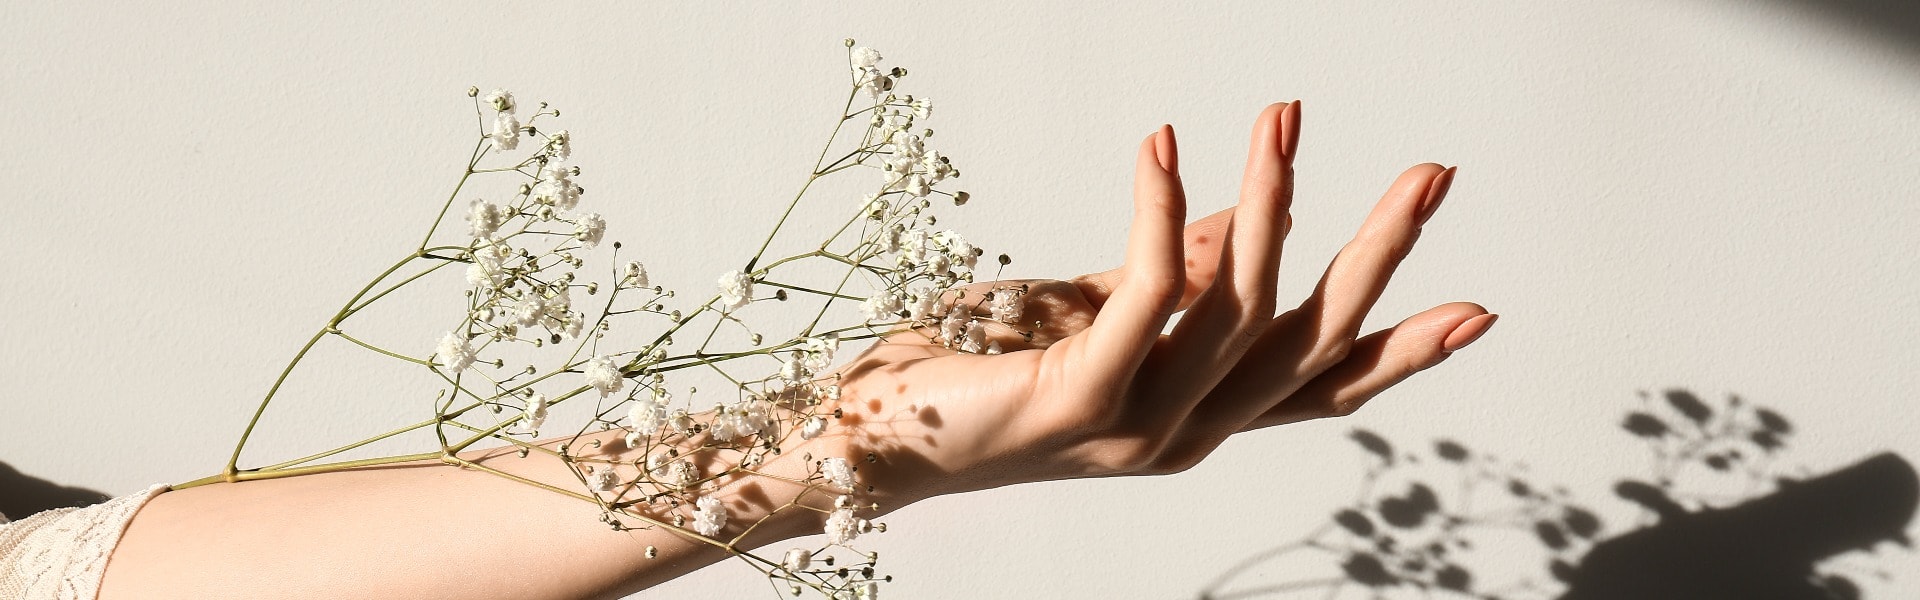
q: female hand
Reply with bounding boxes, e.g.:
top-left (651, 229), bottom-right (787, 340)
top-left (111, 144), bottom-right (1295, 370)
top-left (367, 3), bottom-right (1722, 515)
top-left (821, 101), bottom-right (1499, 509)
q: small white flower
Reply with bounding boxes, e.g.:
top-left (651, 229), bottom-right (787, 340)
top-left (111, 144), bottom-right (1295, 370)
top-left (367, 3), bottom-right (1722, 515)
top-left (941, 310), bottom-right (969, 346)
top-left (740, 399), bottom-right (773, 434)
top-left (884, 155), bottom-right (916, 186)
top-left (491, 113), bottom-right (520, 151)
top-left (825, 508), bottom-right (860, 544)
top-left (646, 452), bottom-right (670, 477)
top-left (987, 340), bottom-right (1004, 355)
top-left (574, 213), bottom-right (606, 247)
top-left (908, 289), bottom-right (942, 322)
top-left (990, 289), bottom-right (1024, 323)
top-left (669, 410), bottom-right (696, 436)
top-left (780, 355), bottom-right (808, 386)
top-left (901, 229), bottom-right (929, 263)
top-left (583, 355), bottom-right (624, 397)
top-left (620, 261), bottom-right (650, 288)
top-left (466, 262), bottom-right (503, 289)
top-left (857, 68), bottom-right (892, 101)
top-left (524, 392), bottom-right (549, 432)
top-left (628, 394), bottom-right (666, 434)
top-left (533, 163), bottom-right (581, 211)
top-left (851, 46), bottom-right (882, 69)
top-left (466, 240), bottom-right (512, 290)
top-left (717, 269), bottom-right (754, 312)
top-left (880, 225), bottom-right (904, 254)
top-left (910, 97), bottom-right (933, 119)
top-left (925, 252), bottom-right (950, 276)
top-left (921, 150), bottom-right (951, 183)
top-left (861, 582), bottom-right (881, 600)
top-left (472, 238), bottom-right (513, 269)
top-left (709, 406), bottom-right (746, 442)
top-left (803, 334), bottom-right (839, 371)
top-left (935, 230), bottom-right (975, 269)
top-left (548, 130), bottom-right (572, 161)
top-left (961, 321), bottom-right (987, 354)
top-left (893, 134), bottom-right (924, 161)
top-left (801, 416), bottom-right (827, 440)
top-left (541, 161), bottom-right (573, 184)
top-left (485, 89), bottom-right (516, 113)
top-left (691, 495), bottom-right (728, 536)
top-left (859, 192), bottom-right (883, 214)
top-left (513, 294), bottom-right (547, 328)
top-left (859, 289), bottom-right (903, 322)
top-left (668, 459), bottom-right (697, 487)
top-left (434, 332), bottom-right (475, 371)
top-left (591, 467), bottom-right (619, 492)
top-left (466, 199), bottom-right (508, 238)
top-left (783, 548), bottom-right (813, 572)
top-left (820, 457), bottom-right (855, 490)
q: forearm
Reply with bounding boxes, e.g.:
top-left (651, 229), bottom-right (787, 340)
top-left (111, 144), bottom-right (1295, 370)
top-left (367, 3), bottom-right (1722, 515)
top-left (99, 427), bottom-right (844, 600)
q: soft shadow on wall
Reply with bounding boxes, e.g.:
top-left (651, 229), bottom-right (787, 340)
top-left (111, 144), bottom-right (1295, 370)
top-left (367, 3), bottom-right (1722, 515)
top-left (1772, 0), bottom-right (1920, 59)
top-left (0, 462), bottom-right (111, 521)
top-left (1194, 389), bottom-right (1917, 600)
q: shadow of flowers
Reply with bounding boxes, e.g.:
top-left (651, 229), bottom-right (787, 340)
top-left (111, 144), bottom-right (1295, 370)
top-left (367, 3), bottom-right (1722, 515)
top-left (1196, 389), bottom-right (1916, 600)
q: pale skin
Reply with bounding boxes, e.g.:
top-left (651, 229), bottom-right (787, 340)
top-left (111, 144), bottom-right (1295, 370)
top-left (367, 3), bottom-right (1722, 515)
top-left (97, 101), bottom-right (1497, 599)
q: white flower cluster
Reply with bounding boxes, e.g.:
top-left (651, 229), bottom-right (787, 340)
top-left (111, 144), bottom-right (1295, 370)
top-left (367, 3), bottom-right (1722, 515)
top-left (692, 495), bottom-right (729, 536)
top-left (414, 42), bottom-right (991, 597)
top-left (432, 95), bottom-right (628, 367)
top-left (836, 48), bottom-right (1030, 365)
top-left (487, 89), bottom-right (520, 151)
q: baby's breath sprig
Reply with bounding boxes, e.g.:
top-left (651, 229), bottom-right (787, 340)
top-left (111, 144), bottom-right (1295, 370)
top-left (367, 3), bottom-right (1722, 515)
top-left (174, 39), bottom-right (1022, 599)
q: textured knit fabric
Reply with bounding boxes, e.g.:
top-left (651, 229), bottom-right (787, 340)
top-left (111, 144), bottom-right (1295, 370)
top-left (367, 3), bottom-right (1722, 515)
top-left (0, 484), bottom-right (169, 600)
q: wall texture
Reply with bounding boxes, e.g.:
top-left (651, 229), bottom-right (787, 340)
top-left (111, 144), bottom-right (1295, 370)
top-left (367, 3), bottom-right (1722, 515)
top-left (3, 2), bottom-right (1917, 598)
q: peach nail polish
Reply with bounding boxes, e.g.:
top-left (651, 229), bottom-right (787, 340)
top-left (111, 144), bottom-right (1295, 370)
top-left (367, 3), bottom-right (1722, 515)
top-left (1442, 313), bottom-right (1497, 353)
top-left (1280, 100), bottom-right (1301, 163)
top-left (1154, 125), bottom-right (1179, 174)
top-left (1419, 166), bottom-right (1457, 225)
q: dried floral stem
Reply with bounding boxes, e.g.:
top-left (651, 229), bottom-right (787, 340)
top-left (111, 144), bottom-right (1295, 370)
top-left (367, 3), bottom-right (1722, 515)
top-left (186, 43), bottom-right (990, 598)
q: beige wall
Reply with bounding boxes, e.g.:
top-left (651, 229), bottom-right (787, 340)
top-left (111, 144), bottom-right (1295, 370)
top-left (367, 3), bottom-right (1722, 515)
top-left (4, 2), bottom-right (1917, 597)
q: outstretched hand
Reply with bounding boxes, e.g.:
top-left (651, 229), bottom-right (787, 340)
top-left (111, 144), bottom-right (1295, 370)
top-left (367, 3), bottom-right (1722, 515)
top-left (822, 101), bottom-right (1497, 510)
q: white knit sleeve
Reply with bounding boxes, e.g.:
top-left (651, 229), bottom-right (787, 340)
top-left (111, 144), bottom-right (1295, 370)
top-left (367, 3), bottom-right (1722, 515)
top-left (0, 484), bottom-right (169, 600)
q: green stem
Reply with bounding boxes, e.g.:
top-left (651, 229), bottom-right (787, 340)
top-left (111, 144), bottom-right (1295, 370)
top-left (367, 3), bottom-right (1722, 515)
top-left (743, 86), bottom-right (860, 272)
top-left (418, 140), bottom-right (489, 251)
top-left (224, 249), bottom-right (426, 479)
top-left (331, 328), bottom-right (434, 366)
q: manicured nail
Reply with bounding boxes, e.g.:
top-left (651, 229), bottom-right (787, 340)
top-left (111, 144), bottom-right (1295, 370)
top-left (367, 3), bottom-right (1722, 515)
top-left (1279, 100), bottom-right (1301, 164)
top-left (1418, 166), bottom-right (1457, 225)
top-left (1442, 313), bottom-right (1497, 352)
top-left (1154, 124), bottom-right (1179, 174)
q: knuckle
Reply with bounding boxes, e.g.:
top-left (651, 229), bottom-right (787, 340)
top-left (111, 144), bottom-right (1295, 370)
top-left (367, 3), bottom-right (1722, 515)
top-left (1147, 276), bottom-right (1184, 309)
top-left (1311, 334), bottom-right (1355, 366)
top-left (1091, 442), bottom-right (1158, 473)
top-left (1328, 395), bottom-right (1369, 418)
top-left (1149, 448), bottom-right (1208, 476)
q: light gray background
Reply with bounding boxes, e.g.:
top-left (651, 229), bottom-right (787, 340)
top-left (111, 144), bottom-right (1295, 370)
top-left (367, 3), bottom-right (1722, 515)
top-left (4, 2), bottom-right (1918, 598)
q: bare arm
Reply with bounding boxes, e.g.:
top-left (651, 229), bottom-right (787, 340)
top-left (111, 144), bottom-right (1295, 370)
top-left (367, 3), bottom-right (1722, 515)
top-left (101, 424), bottom-right (843, 600)
top-left (99, 101), bottom-right (1497, 599)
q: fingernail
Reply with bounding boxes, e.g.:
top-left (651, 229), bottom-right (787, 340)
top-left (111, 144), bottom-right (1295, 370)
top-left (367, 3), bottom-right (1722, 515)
top-left (1442, 313), bottom-right (1497, 353)
top-left (1279, 100), bottom-right (1301, 164)
top-left (1418, 166), bottom-right (1457, 225)
top-left (1154, 124), bottom-right (1179, 174)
